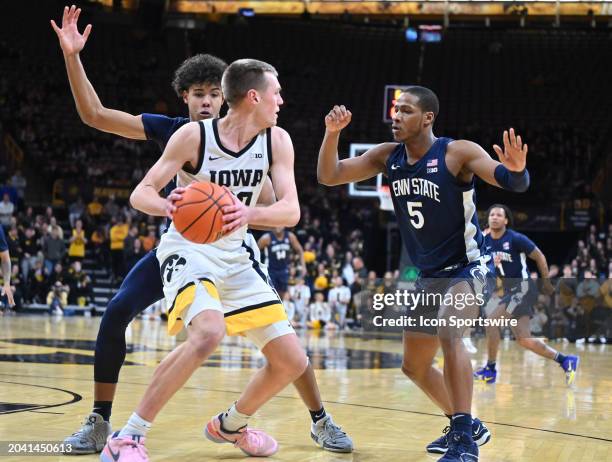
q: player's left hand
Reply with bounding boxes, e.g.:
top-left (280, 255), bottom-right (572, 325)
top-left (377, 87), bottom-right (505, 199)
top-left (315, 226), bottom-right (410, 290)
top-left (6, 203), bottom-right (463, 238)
top-left (221, 188), bottom-right (253, 234)
top-left (2, 283), bottom-right (15, 308)
top-left (493, 128), bottom-right (528, 172)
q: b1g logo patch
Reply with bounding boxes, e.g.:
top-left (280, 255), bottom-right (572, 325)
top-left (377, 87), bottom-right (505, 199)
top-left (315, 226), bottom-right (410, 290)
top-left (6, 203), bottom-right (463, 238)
top-left (161, 254), bottom-right (187, 284)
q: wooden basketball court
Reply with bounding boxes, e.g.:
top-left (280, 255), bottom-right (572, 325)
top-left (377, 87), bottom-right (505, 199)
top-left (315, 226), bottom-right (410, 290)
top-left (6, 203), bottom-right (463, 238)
top-left (1, 315), bottom-right (611, 461)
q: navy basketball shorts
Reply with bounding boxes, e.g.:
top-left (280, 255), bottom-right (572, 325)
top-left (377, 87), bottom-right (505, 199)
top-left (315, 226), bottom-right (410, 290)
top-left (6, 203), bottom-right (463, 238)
top-left (269, 270), bottom-right (289, 294)
top-left (404, 257), bottom-right (494, 335)
top-left (499, 281), bottom-right (535, 319)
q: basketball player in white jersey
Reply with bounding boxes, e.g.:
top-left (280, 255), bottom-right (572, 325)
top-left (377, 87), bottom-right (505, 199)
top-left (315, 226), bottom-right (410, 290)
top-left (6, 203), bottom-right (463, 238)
top-left (100, 59), bottom-right (327, 461)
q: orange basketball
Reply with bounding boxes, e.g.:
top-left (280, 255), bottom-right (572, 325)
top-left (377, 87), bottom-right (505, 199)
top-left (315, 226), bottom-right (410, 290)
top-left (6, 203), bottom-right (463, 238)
top-left (172, 181), bottom-right (234, 244)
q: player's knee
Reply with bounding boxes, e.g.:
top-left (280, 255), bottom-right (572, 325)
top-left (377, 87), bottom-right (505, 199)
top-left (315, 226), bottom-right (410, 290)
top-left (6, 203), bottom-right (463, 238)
top-left (188, 331), bottom-right (223, 358)
top-left (266, 338), bottom-right (308, 380)
top-left (280, 350), bottom-right (308, 381)
top-left (401, 360), bottom-right (427, 381)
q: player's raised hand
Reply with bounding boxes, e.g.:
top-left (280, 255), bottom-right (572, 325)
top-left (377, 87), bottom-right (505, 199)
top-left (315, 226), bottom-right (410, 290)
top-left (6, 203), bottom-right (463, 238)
top-left (493, 128), bottom-right (528, 172)
top-left (50, 5), bottom-right (92, 56)
top-left (325, 105), bottom-right (352, 133)
top-left (221, 187), bottom-right (253, 234)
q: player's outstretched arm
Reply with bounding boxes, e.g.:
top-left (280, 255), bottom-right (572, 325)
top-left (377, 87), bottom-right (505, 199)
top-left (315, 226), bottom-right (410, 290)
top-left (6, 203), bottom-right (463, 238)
top-left (454, 128), bottom-right (530, 192)
top-left (529, 248), bottom-right (554, 294)
top-left (289, 232), bottom-right (307, 274)
top-left (317, 105), bottom-right (391, 186)
top-left (257, 234), bottom-right (271, 251)
top-left (222, 127), bottom-right (300, 233)
top-left (130, 123), bottom-right (200, 217)
top-left (51, 5), bottom-right (146, 139)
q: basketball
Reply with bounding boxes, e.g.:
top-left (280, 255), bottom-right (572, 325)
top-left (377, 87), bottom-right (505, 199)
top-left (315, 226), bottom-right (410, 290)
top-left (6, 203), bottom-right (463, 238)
top-left (172, 181), bottom-right (233, 244)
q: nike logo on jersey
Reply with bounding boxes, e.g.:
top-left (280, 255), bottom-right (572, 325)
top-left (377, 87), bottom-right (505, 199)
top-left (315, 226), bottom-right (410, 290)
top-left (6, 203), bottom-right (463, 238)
top-left (208, 156), bottom-right (221, 161)
top-left (391, 164), bottom-right (400, 170)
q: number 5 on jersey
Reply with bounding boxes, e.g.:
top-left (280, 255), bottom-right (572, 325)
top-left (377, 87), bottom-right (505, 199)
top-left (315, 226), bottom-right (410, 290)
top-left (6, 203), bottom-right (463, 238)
top-left (407, 201), bottom-right (424, 229)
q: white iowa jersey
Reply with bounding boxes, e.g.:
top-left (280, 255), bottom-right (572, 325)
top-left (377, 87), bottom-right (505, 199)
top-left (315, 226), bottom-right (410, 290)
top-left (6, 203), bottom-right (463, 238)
top-left (167, 118), bottom-right (272, 251)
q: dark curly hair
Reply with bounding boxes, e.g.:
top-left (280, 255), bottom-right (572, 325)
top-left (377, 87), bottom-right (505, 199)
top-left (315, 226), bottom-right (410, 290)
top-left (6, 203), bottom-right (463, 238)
top-left (171, 54), bottom-right (228, 97)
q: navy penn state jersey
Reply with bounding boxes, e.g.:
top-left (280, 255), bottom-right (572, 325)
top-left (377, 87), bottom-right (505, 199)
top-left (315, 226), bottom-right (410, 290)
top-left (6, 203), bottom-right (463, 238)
top-left (267, 231), bottom-right (291, 273)
top-left (142, 113), bottom-right (191, 195)
top-left (485, 229), bottom-right (536, 279)
top-left (387, 137), bottom-right (485, 273)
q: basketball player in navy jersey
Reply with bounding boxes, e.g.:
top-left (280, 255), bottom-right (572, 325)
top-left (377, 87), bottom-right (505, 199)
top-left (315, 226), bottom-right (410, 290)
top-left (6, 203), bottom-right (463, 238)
top-left (318, 87), bottom-right (531, 461)
top-left (474, 204), bottom-right (579, 385)
top-left (52, 5), bottom-right (352, 454)
top-left (258, 227), bottom-right (306, 296)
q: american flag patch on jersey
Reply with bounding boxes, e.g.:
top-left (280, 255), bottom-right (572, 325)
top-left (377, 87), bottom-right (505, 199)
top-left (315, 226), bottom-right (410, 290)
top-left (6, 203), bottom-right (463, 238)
top-left (427, 159), bottom-right (438, 167)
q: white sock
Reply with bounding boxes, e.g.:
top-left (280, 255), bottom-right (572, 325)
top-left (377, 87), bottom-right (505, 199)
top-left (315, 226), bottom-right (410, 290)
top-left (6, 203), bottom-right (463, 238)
top-left (222, 403), bottom-right (250, 432)
top-left (118, 412), bottom-right (152, 438)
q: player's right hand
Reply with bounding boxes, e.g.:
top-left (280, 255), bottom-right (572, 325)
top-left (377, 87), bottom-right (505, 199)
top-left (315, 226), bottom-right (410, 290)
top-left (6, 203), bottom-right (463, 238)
top-left (166, 186), bottom-right (187, 218)
top-left (325, 105), bottom-right (352, 133)
top-left (51, 5), bottom-right (92, 56)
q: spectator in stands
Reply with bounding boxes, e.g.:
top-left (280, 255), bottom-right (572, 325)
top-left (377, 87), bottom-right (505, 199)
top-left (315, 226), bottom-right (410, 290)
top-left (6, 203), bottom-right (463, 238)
top-left (8, 265), bottom-right (23, 311)
top-left (68, 197), bottom-right (85, 228)
top-left (352, 256), bottom-right (367, 280)
top-left (49, 262), bottom-right (69, 287)
top-left (140, 228), bottom-right (157, 253)
top-left (125, 238), bottom-right (144, 272)
top-left (342, 251), bottom-right (355, 286)
top-left (103, 194), bottom-right (119, 221)
top-left (309, 292), bottom-right (332, 329)
top-left (365, 271), bottom-right (382, 295)
top-left (42, 226), bottom-right (66, 274)
top-left (47, 217), bottom-right (64, 240)
top-left (123, 225), bottom-right (139, 262)
top-left (18, 206), bottom-right (34, 229)
top-left (86, 195), bottom-right (103, 225)
top-left (530, 303), bottom-right (549, 337)
top-left (44, 206), bottom-right (54, 224)
top-left (290, 276), bottom-right (311, 327)
top-left (47, 280), bottom-right (68, 315)
top-left (0, 193), bottom-right (15, 227)
top-left (577, 270), bottom-right (601, 338)
top-left (109, 215), bottom-right (128, 281)
top-left (68, 261), bottom-right (92, 307)
top-left (27, 261), bottom-right (47, 304)
top-left (9, 170), bottom-right (26, 202)
top-left (6, 227), bottom-right (21, 266)
top-left (328, 276), bottom-right (351, 329)
top-left (91, 225), bottom-right (108, 266)
top-left (68, 219), bottom-right (87, 262)
top-left (20, 227), bottom-right (40, 280)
